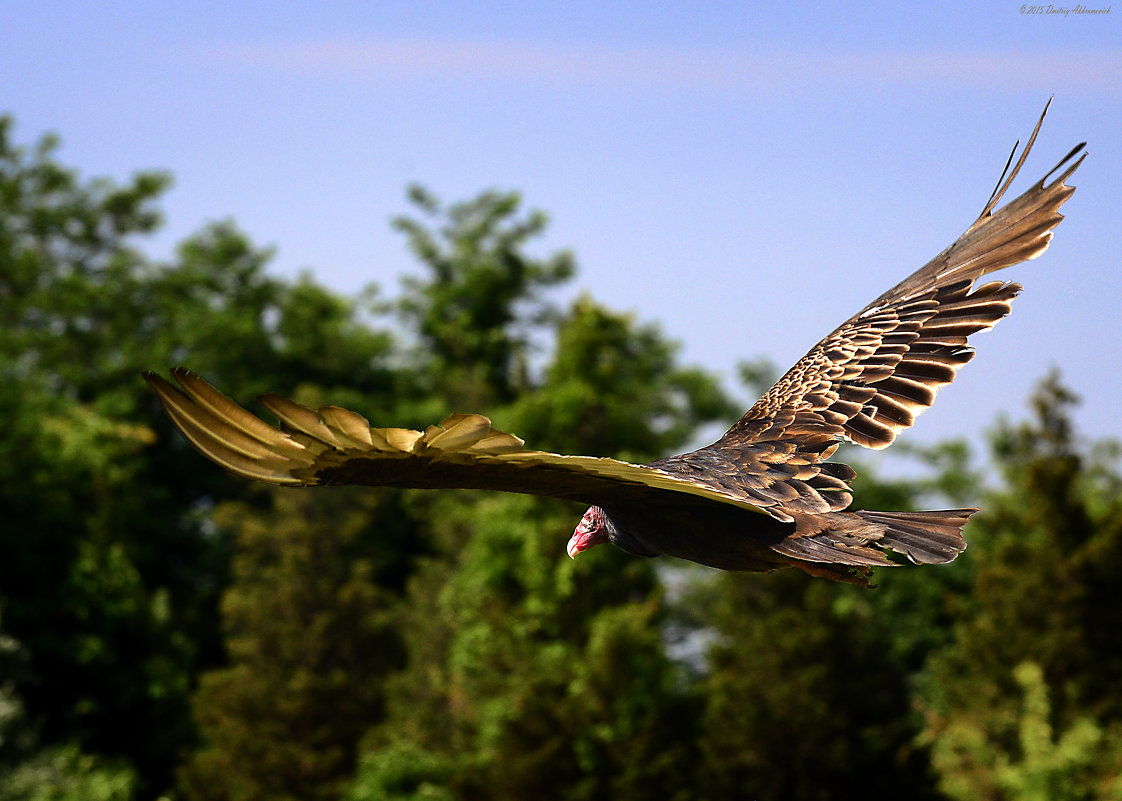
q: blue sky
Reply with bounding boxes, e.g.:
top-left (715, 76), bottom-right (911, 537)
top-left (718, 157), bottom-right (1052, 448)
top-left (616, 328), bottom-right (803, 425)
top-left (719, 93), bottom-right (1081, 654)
top-left (5, 2), bottom-right (1120, 454)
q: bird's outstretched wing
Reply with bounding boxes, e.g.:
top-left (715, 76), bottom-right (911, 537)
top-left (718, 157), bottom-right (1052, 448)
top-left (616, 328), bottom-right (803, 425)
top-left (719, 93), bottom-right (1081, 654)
top-left (143, 368), bottom-right (771, 516)
top-left (660, 101), bottom-right (1085, 522)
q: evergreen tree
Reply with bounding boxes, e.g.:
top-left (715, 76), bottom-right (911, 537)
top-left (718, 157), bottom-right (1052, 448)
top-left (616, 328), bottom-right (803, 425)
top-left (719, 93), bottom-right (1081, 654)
top-left (689, 569), bottom-right (945, 800)
top-left (348, 199), bottom-right (735, 801)
top-left (393, 184), bottom-right (574, 408)
top-left (0, 115), bottom-right (200, 795)
top-left (179, 489), bottom-right (412, 801)
top-left (0, 116), bottom-right (398, 799)
top-left (921, 373), bottom-right (1122, 800)
top-left (10, 112), bottom-right (1121, 801)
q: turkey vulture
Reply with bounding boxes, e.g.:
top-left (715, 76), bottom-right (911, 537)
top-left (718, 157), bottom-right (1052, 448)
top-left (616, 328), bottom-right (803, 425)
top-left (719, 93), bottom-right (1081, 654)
top-left (145, 103), bottom-right (1084, 586)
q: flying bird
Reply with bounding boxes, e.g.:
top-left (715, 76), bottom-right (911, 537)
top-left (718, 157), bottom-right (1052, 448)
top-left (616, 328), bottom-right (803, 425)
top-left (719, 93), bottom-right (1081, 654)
top-left (145, 103), bottom-right (1084, 586)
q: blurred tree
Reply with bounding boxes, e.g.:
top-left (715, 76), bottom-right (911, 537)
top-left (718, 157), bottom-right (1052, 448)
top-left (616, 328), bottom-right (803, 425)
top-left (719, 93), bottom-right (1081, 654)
top-left (12, 112), bottom-right (1122, 801)
top-left (688, 569), bottom-right (944, 801)
top-left (394, 184), bottom-right (575, 409)
top-left (0, 115), bottom-right (197, 796)
top-left (179, 489), bottom-right (412, 801)
top-left (0, 116), bottom-right (398, 799)
top-left (509, 296), bottom-right (734, 458)
top-left (921, 373), bottom-right (1122, 800)
top-left (665, 361), bottom-right (986, 801)
top-left (0, 621), bottom-right (138, 801)
top-left (348, 218), bottom-right (734, 800)
top-left (929, 660), bottom-right (1116, 801)
top-left (352, 494), bottom-right (703, 801)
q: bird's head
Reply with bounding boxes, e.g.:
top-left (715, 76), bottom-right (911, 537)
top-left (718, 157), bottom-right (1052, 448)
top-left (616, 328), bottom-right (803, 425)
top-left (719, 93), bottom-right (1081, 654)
top-left (567, 505), bottom-right (612, 558)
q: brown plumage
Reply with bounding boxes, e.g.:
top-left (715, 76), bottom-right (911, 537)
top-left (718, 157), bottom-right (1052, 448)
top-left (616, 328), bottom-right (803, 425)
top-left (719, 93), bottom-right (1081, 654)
top-left (145, 102), bottom-right (1084, 586)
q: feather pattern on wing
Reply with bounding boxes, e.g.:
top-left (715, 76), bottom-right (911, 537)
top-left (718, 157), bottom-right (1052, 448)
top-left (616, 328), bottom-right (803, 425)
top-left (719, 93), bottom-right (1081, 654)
top-left (142, 103), bottom-right (1083, 584)
top-left (142, 368), bottom-right (772, 515)
top-left (656, 101), bottom-right (1084, 523)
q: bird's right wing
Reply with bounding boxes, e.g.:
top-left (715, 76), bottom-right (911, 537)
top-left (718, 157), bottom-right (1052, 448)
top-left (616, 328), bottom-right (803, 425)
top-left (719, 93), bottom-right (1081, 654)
top-left (143, 368), bottom-right (771, 516)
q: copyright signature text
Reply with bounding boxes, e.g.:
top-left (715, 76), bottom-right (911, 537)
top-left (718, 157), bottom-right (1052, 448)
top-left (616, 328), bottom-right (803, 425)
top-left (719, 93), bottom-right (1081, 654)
top-left (1020, 4), bottom-right (1111, 14)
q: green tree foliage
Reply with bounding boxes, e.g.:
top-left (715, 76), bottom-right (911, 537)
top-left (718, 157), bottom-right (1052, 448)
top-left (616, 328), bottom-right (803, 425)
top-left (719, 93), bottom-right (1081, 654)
top-left (179, 185), bottom-right (733, 801)
top-left (7, 114), bottom-right (1122, 801)
top-left (179, 489), bottom-right (410, 801)
top-left (346, 192), bottom-right (733, 801)
top-left (393, 184), bottom-right (574, 407)
top-left (0, 116), bottom-right (200, 795)
top-left (511, 296), bottom-right (735, 458)
top-left (0, 625), bottom-right (138, 801)
top-left (921, 373), bottom-right (1122, 800)
top-left (688, 569), bottom-right (944, 800)
top-left (929, 660), bottom-right (1118, 801)
top-left (353, 496), bottom-right (703, 801)
top-left (0, 116), bottom-right (399, 798)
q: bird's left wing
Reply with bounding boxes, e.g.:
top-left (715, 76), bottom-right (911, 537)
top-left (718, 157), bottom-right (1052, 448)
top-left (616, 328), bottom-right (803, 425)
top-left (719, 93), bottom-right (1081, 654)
top-left (659, 102), bottom-right (1084, 522)
top-left (143, 368), bottom-right (770, 516)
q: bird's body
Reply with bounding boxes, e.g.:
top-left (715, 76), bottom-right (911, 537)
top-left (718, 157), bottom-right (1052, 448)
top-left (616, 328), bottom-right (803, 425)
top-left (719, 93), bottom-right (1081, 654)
top-left (589, 476), bottom-right (974, 580)
top-left (591, 500), bottom-right (973, 576)
top-left (145, 103), bottom-right (1084, 586)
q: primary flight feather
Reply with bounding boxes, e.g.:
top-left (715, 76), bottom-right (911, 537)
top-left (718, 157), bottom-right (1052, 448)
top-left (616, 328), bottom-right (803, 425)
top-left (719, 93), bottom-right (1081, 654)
top-left (145, 102), bottom-right (1084, 586)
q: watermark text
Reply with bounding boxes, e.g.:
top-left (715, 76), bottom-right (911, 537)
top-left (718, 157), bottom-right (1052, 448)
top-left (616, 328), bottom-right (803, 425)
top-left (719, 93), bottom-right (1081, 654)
top-left (1021, 3), bottom-right (1111, 14)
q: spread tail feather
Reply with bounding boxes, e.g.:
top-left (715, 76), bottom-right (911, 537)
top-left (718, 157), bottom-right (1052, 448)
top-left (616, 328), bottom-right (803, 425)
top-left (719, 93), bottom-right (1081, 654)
top-left (854, 508), bottom-right (974, 564)
top-left (773, 508), bottom-right (975, 571)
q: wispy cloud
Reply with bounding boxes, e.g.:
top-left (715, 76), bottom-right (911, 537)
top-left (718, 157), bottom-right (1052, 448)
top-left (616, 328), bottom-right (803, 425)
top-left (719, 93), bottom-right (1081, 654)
top-left (207, 38), bottom-right (1122, 93)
